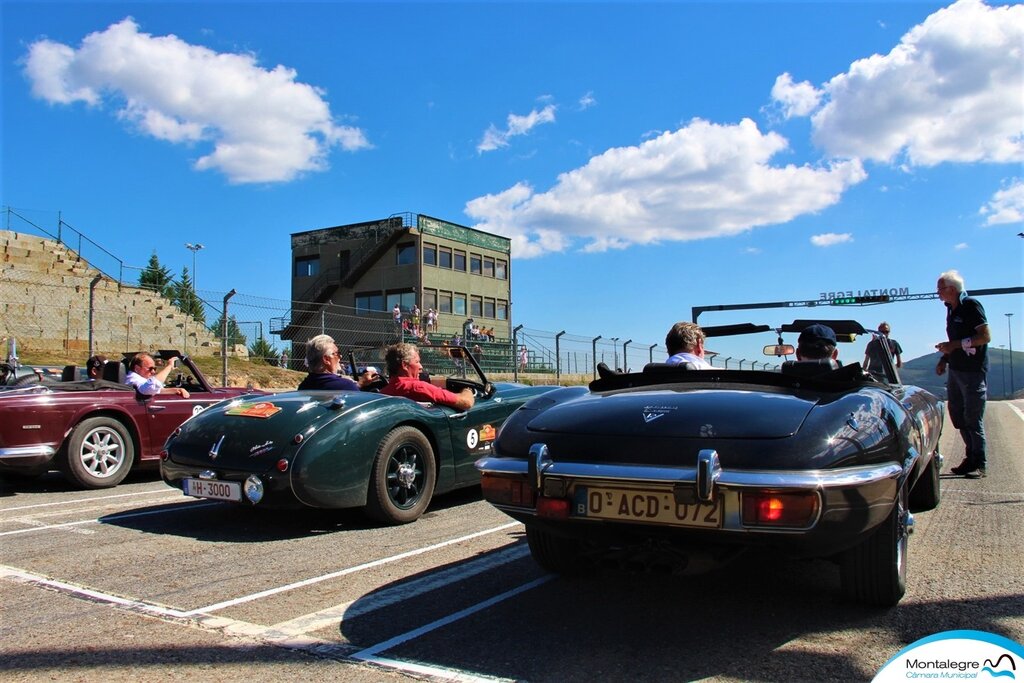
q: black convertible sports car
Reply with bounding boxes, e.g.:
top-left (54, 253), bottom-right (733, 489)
top-left (475, 319), bottom-right (945, 606)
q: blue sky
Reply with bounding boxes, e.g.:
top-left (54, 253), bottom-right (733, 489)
top-left (2, 0), bottom-right (1022, 365)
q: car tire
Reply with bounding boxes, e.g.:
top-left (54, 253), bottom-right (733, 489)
top-left (839, 487), bottom-right (908, 607)
top-left (365, 426), bottom-right (436, 525)
top-left (58, 416), bottom-right (135, 489)
top-left (525, 524), bottom-right (588, 576)
top-left (908, 451), bottom-right (941, 512)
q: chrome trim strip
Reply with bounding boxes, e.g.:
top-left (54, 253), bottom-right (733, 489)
top-left (476, 457), bottom-right (902, 490)
top-left (0, 445), bottom-right (57, 459)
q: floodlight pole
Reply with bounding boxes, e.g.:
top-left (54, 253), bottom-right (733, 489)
top-left (185, 242), bottom-right (205, 355)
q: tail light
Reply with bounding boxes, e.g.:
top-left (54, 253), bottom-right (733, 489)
top-left (481, 473), bottom-right (535, 507)
top-left (742, 491), bottom-right (819, 528)
top-left (536, 496), bottom-right (570, 519)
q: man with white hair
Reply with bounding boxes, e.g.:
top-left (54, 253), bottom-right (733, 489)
top-left (934, 270), bottom-right (991, 479)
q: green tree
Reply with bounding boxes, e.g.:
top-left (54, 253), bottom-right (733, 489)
top-left (208, 314), bottom-right (247, 347)
top-left (248, 336), bottom-right (279, 365)
top-left (138, 252), bottom-right (174, 298)
top-left (173, 267), bottom-right (205, 324)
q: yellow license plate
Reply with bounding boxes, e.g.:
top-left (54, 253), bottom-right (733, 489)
top-left (573, 486), bottom-right (722, 528)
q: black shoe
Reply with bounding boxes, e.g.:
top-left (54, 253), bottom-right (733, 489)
top-left (950, 459), bottom-right (975, 475)
top-left (965, 467), bottom-right (987, 479)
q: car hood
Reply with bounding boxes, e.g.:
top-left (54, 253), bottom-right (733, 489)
top-left (525, 388), bottom-right (817, 439)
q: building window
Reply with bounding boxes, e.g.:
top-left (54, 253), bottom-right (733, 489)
top-left (422, 288), bottom-right (437, 312)
top-left (355, 292), bottom-right (385, 314)
top-left (496, 259), bottom-right (508, 280)
top-left (423, 243), bottom-right (437, 267)
top-left (396, 243), bottom-right (416, 266)
top-left (386, 291), bottom-right (417, 313)
top-left (454, 250), bottom-right (467, 272)
top-left (439, 246), bottom-right (453, 269)
top-left (470, 253), bottom-right (482, 275)
top-left (470, 296), bottom-right (483, 317)
top-left (497, 300), bottom-right (508, 320)
top-left (439, 291), bottom-right (453, 314)
top-left (484, 298), bottom-right (496, 319)
top-left (454, 293), bottom-right (467, 316)
top-left (483, 257), bottom-right (495, 278)
top-left (294, 255), bottom-right (319, 277)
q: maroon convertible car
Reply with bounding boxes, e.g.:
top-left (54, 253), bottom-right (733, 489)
top-left (0, 351), bottom-right (264, 489)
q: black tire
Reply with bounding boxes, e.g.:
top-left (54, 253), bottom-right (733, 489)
top-left (525, 524), bottom-right (588, 576)
top-left (365, 426), bottom-right (436, 525)
top-left (840, 487), bottom-right (908, 606)
top-left (58, 417), bottom-right (135, 489)
top-left (909, 452), bottom-right (941, 512)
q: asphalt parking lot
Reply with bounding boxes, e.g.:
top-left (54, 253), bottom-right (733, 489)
top-left (2, 401), bottom-right (1023, 682)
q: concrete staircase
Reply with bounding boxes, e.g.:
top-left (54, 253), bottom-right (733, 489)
top-left (1, 230), bottom-right (223, 357)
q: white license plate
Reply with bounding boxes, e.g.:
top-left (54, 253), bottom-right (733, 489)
top-left (183, 478), bottom-right (241, 502)
top-left (573, 486), bottom-right (722, 528)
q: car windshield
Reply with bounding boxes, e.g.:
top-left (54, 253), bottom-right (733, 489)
top-left (348, 344), bottom-right (487, 385)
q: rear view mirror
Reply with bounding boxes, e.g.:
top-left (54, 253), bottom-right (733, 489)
top-left (764, 344), bottom-right (795, 357)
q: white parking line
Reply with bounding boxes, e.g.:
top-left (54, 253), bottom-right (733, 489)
top-left (270, 543), bottom-right (531, 635)
top-left (0, 487), bottom-right (179, 513)
top-left (186, 522), bottom-right (521, 615)
top-left (1008, 402), bottom-right (1024, 422)
top-left (0, 500), bottom-right (220, 537)
top-left (350, 575), bottom-right (553, 681)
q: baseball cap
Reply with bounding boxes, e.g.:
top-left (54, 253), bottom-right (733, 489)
top-left (798, 324), bottom-right (837, 346)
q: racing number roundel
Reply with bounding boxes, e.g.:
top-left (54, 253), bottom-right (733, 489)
top-left (466, 429), bottom-right (479, 449)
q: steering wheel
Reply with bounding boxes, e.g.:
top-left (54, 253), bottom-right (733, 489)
top-left (445, 377), bottom-right (495, 398)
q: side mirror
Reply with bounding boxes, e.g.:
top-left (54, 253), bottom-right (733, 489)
top-left (764, 344), bottom-right (795, 357)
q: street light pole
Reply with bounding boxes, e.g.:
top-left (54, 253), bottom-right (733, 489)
top-left (184, 243), bottom-right (204, 354)
top-left (1007, 313), bottom-right (1015, 398)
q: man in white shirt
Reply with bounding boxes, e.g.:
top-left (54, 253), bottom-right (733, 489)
top-left (125, 353), bottom-right (190, 398)
top-left (665, 321), bottom-right (714, 369)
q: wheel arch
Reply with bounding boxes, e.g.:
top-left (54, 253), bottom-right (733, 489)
top-left (61, 408), bottom-right (142, 459)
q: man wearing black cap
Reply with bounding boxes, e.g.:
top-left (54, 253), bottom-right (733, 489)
top-left (796, 323), bottom-right (839, 361)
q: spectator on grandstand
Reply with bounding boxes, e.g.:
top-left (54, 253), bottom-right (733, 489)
top-left (411, 304), bottom-right (420, 326)
top-left (381, 343), bottom-right (475, 410)
top-left (126, 353), bottom-right (190, 398)
top-left (298, 334), bottom-right (379, 391)
top-left (665, 322), bottom-right (714, 369)
top-left (86, 354), bottom-right (107, 380)
top-left (426, 308), bottom-right (437, 333)
top-left (796, 324), bottom-right (839, 361)
top-left (519, 345), bottom-right (528, 370)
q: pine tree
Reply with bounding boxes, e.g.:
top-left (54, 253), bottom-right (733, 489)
top-left (173, 267), bottom-right (206, 324)
top-left (208, 314), bottom-right (247, 347)
top-left (248, 336), bottom-right (279, 365)
top-left (138, 252), bottom-right (174, 298)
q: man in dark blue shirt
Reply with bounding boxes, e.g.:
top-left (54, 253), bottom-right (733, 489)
top-left (934, 270), bottom-right (991, 478)
top-left (298, 334), bottom-right (378, 391)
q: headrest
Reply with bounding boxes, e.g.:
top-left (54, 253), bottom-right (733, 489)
top-left (596, 362), bottom-right (622, 379)
top-left (62, 365), bottom-right (77, 382)
top-left (644, 362), bottom-right (697, 373)
top-left (780, 359), bottom-right (841, 378)
top-left (102, 360), bottom-right (127, 383)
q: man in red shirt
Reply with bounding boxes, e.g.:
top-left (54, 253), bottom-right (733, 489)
top-left (381, 343), bottom-right (475, 411)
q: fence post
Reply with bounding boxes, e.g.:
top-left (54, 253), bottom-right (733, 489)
top-left (221, 289), bottom-right (236, 386)
top-left (622, 339), bottom-right (632, 373)
top-left (591, 335), bottom-right (602, 379)
top-left (513, 324), bottom-right (523, 382)
top-left (649, 343), bottom-right (657, 364)
top-left (88, 275), bottom-right (102, 356)
top-left (555, 331), bottom-right (566, 385)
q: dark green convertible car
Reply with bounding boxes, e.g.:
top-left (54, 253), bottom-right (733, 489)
top-left (160, 346), bottom-right (557, 524)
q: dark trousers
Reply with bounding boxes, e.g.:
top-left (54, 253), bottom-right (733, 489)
top-left (947, 367), bottom-right (987, 468)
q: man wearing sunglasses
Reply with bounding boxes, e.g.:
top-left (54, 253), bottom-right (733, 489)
top-left (126, 353), bottom-right (190, 398)
top-left (298, 334), bottom-right (379, 391)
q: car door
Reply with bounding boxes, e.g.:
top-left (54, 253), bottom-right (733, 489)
top-left (445, 394), bottom-right (516, 486)
top-left (136, 391), bottom-right (225, 458)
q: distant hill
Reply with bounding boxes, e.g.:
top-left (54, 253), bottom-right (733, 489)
top-left (898, 348), bottom-right (1024, 400)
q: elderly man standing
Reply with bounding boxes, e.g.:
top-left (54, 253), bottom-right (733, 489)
top-left (935, 270), bottom-right (991, 479)
top-left (664, 321), bottom-right (713, 369)
top-left (298, 334), bottom-right (378, 391)
top-left (381, 342), bottom-right (474, 410)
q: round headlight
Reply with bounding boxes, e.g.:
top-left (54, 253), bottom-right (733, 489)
top-left (243, 475), bottom-right (264, 504)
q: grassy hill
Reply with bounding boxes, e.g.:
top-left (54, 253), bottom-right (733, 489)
top-left (899, 347), bottom-right (1024, 400)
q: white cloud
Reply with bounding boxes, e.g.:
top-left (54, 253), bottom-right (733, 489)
top-left (980, 178), bottom-right (1024, 225)
top-left (770, 73), bottom-right (822, 119)
top-left (476, 104), bottom-right (556, 153)
top-left (773, 0), bottom-right (1024, 167)
top-left (955, 242), bottom-right (970, 250)
top-left (22, 18), bottom-right (369, 183)
top-left (810, 232), bottom-right (853, 247)
top-left (466, 117), bottom-right (866, 258)
top-left (578, 91), bottom-right (596, 110)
